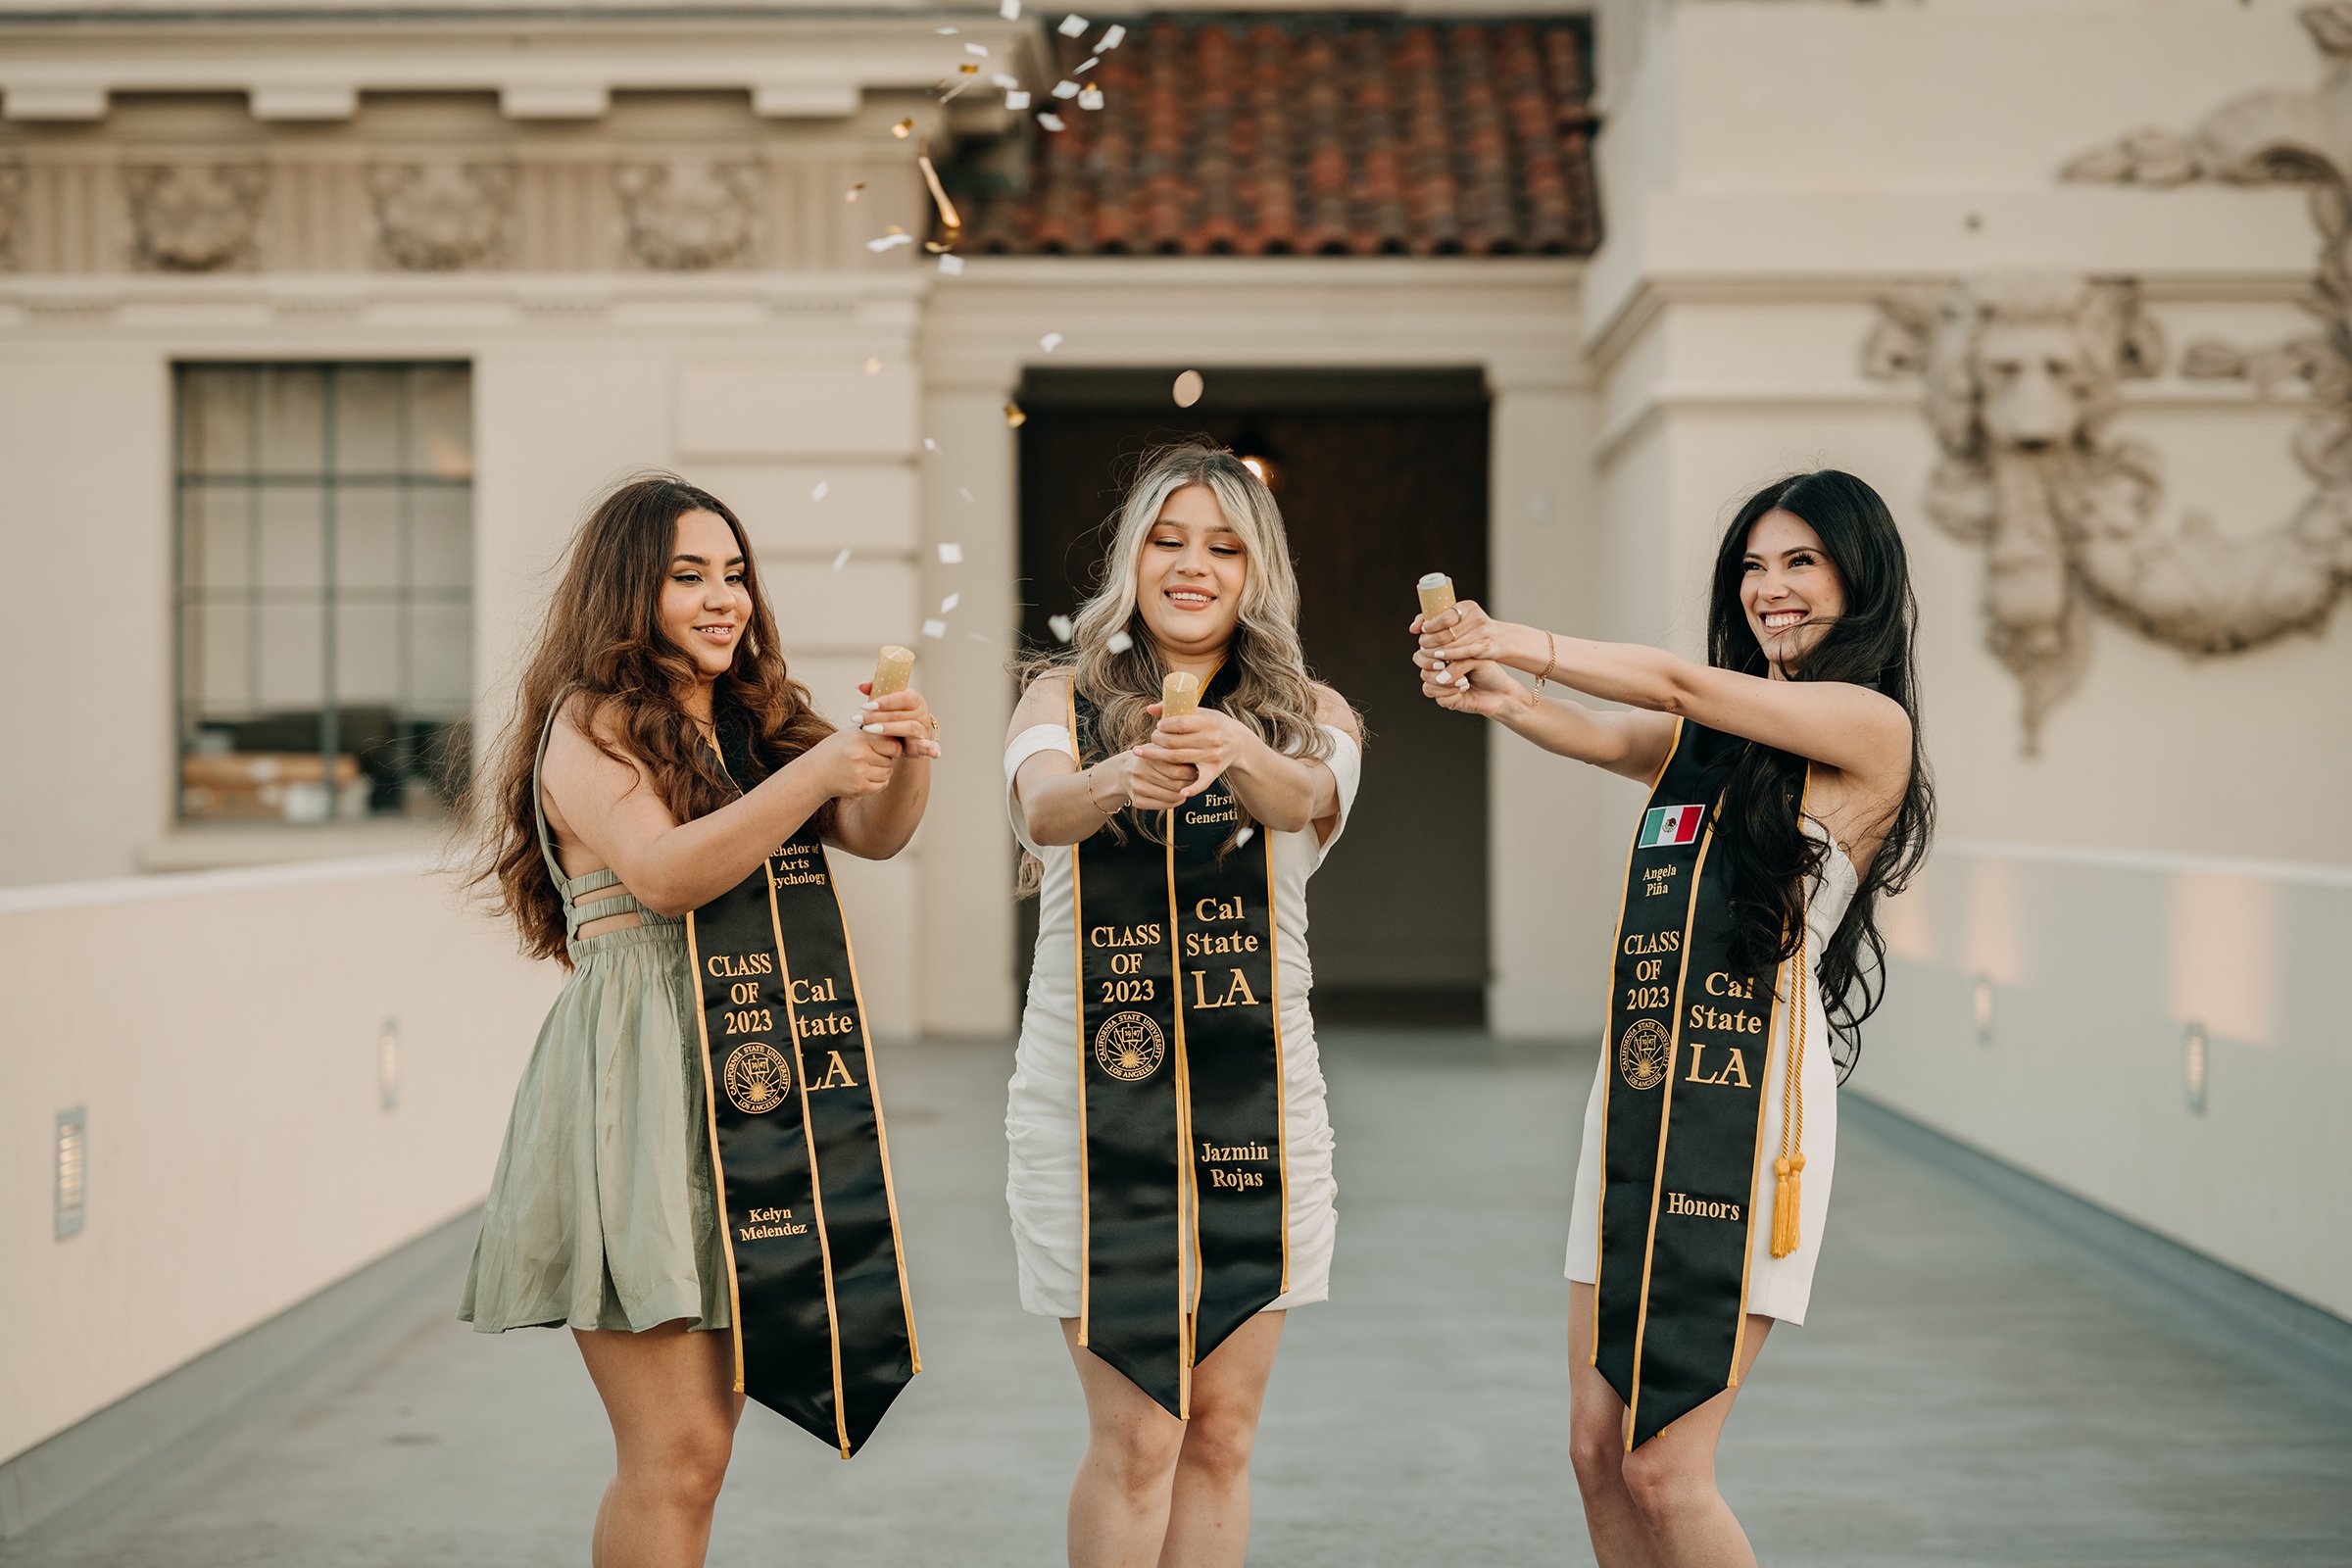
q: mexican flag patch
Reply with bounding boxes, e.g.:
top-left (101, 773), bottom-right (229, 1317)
top-left (1637, 804), bottom-right (1705, 849)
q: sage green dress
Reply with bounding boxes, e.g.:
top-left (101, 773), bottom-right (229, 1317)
top-left (459, 707), bottom-right (731, 1334)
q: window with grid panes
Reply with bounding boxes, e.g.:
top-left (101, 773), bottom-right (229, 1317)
top-left (174, 364), bottom-right (474, 823)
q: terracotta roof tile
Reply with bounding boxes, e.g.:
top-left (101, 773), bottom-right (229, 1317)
top-left (958, 14), bottom-right (1598, 258)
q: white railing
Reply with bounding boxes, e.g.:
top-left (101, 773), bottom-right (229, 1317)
top-left (1862, 839), bottom-right (2352, 1321)
top-left (0, 858), bottom-right (557, 1465)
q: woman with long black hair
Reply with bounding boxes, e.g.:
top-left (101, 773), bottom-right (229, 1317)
top-left (1411, 469), bottom-right (1933, 1567)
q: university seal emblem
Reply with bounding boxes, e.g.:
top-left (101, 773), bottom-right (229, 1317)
top-left (1618, 1017), bottom-right (1670, 1092)
top-left (723, 1041), bottom-right (792, 1114)
top-left (1093, 1010), bottom-right (1166, 1083)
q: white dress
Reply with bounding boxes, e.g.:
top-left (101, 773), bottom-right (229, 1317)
top-left (1565, 817), bottom-right (1861, 1325)
top-left (1003, 720), bottom-right (1363, 1320)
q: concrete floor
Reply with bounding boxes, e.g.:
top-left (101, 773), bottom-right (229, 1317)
top-left (13, 1031), bottom-right (2351, 1567)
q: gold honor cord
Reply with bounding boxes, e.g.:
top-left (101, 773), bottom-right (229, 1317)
top-left (685, 712), bottom-right (919, 1458)
top-left (1067, 671), bottom-right (1289, 1417)
top-left (1592, 718), bottom-right (1782, 1450)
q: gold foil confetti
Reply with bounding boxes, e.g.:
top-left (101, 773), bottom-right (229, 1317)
top-left (925, 239), bottom-right (954, 253)
top-left (918, 153), bottom-right (963, 230)
top-left (938, 543), bottom-right (964, 564)
top-left (1058, 14), bottom-right (1089, 36)
top-left (1040, 331), bottom-right (1064, 353)
top-left (864, 357), bottom-right (882, 376)
top-left (892, 117), bottom-right (915, 138)
top-left (846, 181), bottom-right (866, 202)
top-left (1048, 613), bottom-right (1074, 643)
top-left (1105, 630), bottom-right (1135, 655)
top-left (1004, 402), bottom-right (1027, 427)
top-left (1173, 369), bottom-right (1205, 408)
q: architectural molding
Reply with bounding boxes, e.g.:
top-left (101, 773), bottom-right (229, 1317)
top-left (122, 161), bottom-right (267, 272)
top-left (367, 160), bottom-right (514, 272)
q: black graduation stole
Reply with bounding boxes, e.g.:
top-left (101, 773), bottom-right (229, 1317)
top-left (1068, 666), bottom-right (1288, 1418)
top-left (1590, 716), bottom-right (1791, 1449)
top-left (682, 707), bottom-right (920, 1457)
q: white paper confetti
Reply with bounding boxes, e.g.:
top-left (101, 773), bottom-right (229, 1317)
top-left (1048, 613), bottom-right (1074, 643)
top-left (864, 356), bottom-right (882, 375)
top-left (1041, 331), bottom-right (1064, 353)
top-left (1099, 23), bottom-right (1126, 50)
top-left (994, 72), bottom-right (1021, 88)
top-left (938, 253), bottom-right (966, 276)
top-left (1105, 630), bottom-right (1134, 655)
top-left (1074, 55), bottom-right (1100, 74)
top-left (964, 41), bottom-right (990, 56)
top-left (1058, 14), bottom-right (1090, 36)
top-left (935, 24), bottom-right (959, 32)
top-left (1233, 825), bottom-right (1254, 848)
top-left (922, 618), bottom-right (949, 640)
top-left (1005, 89), bottom-right (1030, 110)
top-left (1051, 79), bottom-right (1081, 99)
top-left (1000, 0), bottom-right (1021, 18)
top-left (940, 593), bottom-right (961, 614)
top-left (866, 232), bottom-right (915, 253)
top-left (1173, 368), bottom-right (1205, 407)
top-left (1037, 113), bottom-right (1066, 132)
top-left (959, 486), bottom-right (976, 504)
top-left (1079, 84), bottom-right (1103, 110)
top-left (938, 542), bottom-right (964, 564)
top-left (832, 548), bottom-right (853, 571)
top-left (924, 437), bottom-right (942, 453)
top-left (811, 480), bottom-right (830, 501)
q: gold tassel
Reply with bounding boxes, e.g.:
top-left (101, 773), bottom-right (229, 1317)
top-left (1769, 927), bottom-right (1807, 1260)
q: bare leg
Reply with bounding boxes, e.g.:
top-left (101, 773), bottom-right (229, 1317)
top-left (1156, 1312), bottom-right (1285, 1568)
top-left (1615, 1306), bottom-right (1772, 1568)
top-left (1567, 1285), bottom-right (1660, 1568)
top-left (573, 1321), bottom-right (746, 1568)
top-left (1062, 1319), bottom-right (1190, 1568)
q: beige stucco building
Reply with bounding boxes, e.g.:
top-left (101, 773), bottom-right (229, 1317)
top-left (5, 0), bottom-right (2348, 1499)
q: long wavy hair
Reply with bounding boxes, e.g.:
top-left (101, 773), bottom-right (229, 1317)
top-left (1702, 469), bottom-right (1936, 1079)
top-left (1015, 440), bottom-right (1334, 890)
top-left (465, 473), bottom-right (833, 964)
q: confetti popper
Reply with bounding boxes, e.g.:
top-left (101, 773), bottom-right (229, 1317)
top-left (872, 645), bottom-right (917, 698)
top-left (1416, 572), bottom-right (1456, 621)
top-left (1160, 670), bottom-right (1202, 718)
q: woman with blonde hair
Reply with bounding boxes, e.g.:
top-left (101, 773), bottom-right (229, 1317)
top-left (462, 473), bottom-right (935, 1567)
top-left (1004, 440), bottom-right (1363, 1567)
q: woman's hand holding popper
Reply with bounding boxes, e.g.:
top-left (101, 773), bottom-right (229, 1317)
top-left (856, 683), bottom-right (943, 760)
top-left (1132, 702), bottom-right (1252, 802)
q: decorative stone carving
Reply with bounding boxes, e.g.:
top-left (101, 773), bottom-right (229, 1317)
top-left (0, 160), bottom-right (23, 269)
top-left (612, 159), bottom-right (762, 270)
top-left (1864, 277), bottom-right (2167, 752)
top-left (122, 162), bottom-right (269, 271)
top-left (367, 161), bottom-right (515, 271)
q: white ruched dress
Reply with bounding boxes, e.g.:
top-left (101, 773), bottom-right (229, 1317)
top-left (1565, 817), bottom-right (1861, 1325)
top-left (1002, 720), bottom-right (1363, 1320)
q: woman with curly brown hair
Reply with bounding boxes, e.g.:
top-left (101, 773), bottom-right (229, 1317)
top-left (460, 473), bottom-right (936, 1567)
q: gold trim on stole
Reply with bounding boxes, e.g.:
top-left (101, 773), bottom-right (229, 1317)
top-left (1264, 813), bottom-right (1292, 1296)
top-left (1589, 715), bottom-right (1686, 1367)
top-left (1066, 683), bottom-right (1095, 1348)
top-left (684, 912), bottom-right (750, 1394)
top-left (1622, 820), bottom-right (1716, 1451)
top-left (1166, 828), bottom-right (1200, 1419)
top-left (1726, 763), bottom-right (1813, 1387)
top-left (830, 877), bottom-right (924, 1375)
top-left (764, 867), bottom-right (855, 1460)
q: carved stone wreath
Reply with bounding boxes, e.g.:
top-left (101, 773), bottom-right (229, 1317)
top-left (1868, 3), bottom-right (2352, 754)
top-left (612, 159), bottom-right (763, 270)
top-left (122, 162), bottom-right (269, 272)
top-left (368, 161), bottom-right (516, 271)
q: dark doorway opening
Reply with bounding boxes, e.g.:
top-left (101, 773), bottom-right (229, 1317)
top-left (1014, 368), bottom-right (1491, 1025)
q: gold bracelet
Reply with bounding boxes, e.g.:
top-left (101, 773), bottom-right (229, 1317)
top-left (1536, 631), bottom-right (1558, 694)
top-left (1082, 764), bottom-right (1118, 815)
